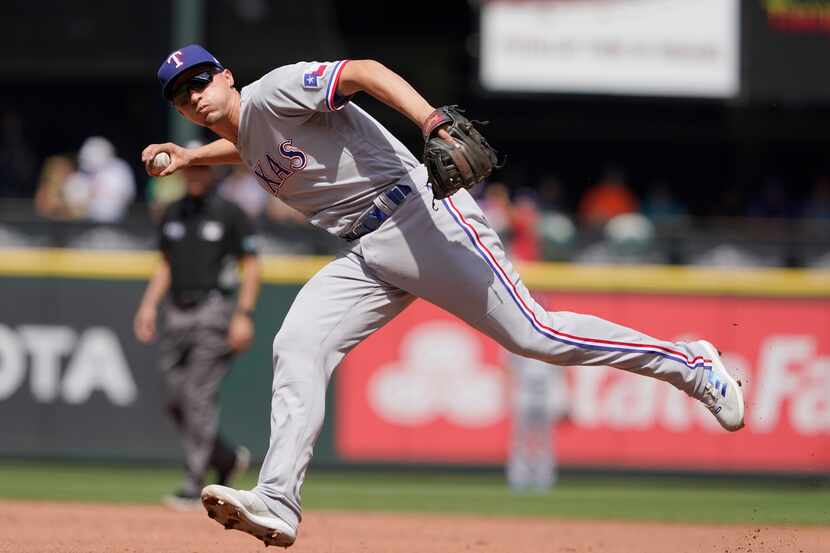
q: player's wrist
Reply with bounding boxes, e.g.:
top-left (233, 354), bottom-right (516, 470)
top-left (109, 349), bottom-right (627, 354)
top-left (180, 146), bottom-right (197, 168)
top-left (421, 106), bottom-right (452, 140)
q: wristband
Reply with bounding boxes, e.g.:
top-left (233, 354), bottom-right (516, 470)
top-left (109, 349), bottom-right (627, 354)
top-left (422, 108), bottom-right (453, 140)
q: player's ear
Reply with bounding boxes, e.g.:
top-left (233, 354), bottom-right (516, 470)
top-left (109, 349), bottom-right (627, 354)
top-left (221, 68), bottom-right (235, 88)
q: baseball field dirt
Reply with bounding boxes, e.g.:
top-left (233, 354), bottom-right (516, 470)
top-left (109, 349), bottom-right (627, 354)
top-left (2, 500), bottom-right (828, 553)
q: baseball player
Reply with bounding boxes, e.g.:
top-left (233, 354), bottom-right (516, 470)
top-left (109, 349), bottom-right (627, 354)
top-left (143, 44), bottom-right (745, 548)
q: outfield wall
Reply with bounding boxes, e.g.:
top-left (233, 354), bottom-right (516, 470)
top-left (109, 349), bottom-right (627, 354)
top-left (1, 249), bottom-right (828, 474)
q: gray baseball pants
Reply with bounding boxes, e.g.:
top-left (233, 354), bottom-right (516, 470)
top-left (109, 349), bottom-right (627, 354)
top-left (159, 292), bottom-right (238, 495)
top-left (254, 168), bottom-right (712, 528)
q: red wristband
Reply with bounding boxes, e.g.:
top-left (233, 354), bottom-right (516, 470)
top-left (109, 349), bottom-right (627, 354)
top-left (422, 108), bottom-right (452, 140)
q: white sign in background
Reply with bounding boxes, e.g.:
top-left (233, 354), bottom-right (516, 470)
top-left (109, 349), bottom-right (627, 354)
top-left (480, 0), bottom-right (740, 98)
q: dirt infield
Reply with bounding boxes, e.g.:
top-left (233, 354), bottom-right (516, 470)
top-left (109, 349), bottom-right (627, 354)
top-left (1, 500), bottom-right (827, 553)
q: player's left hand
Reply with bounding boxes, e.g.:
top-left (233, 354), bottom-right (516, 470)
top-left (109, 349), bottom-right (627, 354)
top-left (436, 127), bottom-right (455, 145)
top-left (421, 105), bottom-right (500, 200)
top-left (227, 311), bottom-right (254, 352)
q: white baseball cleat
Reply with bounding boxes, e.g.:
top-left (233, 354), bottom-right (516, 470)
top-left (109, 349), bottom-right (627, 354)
top-left (696, 340), bottom-right (745, 431)
top-left (201, 484), bottom-right (296, 548)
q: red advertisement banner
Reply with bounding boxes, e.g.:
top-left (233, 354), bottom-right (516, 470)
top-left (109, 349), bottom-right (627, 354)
top-left (336, 293), bottom-right (830, 472)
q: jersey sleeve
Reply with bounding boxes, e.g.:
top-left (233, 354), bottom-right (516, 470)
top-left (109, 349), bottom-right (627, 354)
top-left (253, 60), bottom-right (352, 115)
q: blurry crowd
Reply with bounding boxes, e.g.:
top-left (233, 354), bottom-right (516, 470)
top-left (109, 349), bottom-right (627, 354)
top-left (476, 166), bottom-right (830, 269)
top-left (10, 133), bottom-right (329, 254)
top-left (3, 130), bottom-right (830, 267)
top-left (35, 137), bottom-right (136, 223)
top-left (32, 136), bottom-right (305, 228)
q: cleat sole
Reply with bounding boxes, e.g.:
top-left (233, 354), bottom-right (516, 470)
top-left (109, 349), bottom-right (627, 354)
top-left (202, 494), bottom-right (294, 548)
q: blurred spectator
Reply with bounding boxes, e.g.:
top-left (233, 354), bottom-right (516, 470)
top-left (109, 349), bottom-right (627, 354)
top-left (576, 213), bottom-right (668, 265)
top-left (34, 154), bottom-right (80, 220)
top-left (689, 243), bottom-right (772, 268)
top-left (578, 166), bottom-right (639, 226)
top-left (479, 181), bottom-right (512, 240)
top-left (0, 110), bottom-right (36, 197)
top-left (510, 188), bottom-right (541, 262)
top-left (641, 180), bottom-right (688, 222)
top-left (538, 212), bottom-right (577, 261)
top-left (480, 183), bottom-right (544, 262)
top-left (219, 165), bottom-right (270, 221)
top-left (745, 177), bottom-right (795, 219)
top-left (800, 176), bottom-right (830, 220)
top-left (63, 136), bottom-right (136, 223)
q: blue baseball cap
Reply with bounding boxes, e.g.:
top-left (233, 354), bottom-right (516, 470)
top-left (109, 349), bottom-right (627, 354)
top-left (158, 44), bottom-right (224, 101)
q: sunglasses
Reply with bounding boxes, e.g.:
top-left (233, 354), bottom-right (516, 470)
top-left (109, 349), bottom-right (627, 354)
top-left (172, 70), bottom-right (218, 105)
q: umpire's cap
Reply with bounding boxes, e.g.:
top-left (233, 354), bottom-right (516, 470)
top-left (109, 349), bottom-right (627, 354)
top-left (158, 44), bottom-right (224, 101)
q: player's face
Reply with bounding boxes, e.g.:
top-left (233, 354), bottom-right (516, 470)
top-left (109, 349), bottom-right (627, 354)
top-left (171, 67), bottom-right (235, 127)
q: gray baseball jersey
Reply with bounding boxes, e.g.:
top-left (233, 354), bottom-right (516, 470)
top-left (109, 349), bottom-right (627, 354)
top-left (237, 60), bottom-right (420, 235)
top-left (236, 61), bottom-right (722, 535)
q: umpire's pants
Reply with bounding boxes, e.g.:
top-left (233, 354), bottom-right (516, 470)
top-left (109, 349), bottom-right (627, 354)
top-left (159, 291), bottom-right (237, 494)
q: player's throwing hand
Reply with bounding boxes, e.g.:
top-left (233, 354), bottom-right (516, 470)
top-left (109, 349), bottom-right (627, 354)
top-left (142, 142), bottom-right (191, 177)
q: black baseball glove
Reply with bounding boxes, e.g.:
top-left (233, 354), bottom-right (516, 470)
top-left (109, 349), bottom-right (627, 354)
top-left (422, 106), bottom-right (500, 200)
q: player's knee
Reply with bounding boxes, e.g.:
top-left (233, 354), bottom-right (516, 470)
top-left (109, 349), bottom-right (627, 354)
top-left (272, 328), bottom-right (316, 367)
top-left (273, 323), bottom-right (296, 351)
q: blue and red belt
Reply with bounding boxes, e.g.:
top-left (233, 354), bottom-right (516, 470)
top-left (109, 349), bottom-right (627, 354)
top-left (340, 184), bottom-right (412, 241)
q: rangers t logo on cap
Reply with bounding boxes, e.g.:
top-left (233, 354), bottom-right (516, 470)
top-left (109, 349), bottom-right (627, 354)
top-left (167, 51), bottom-right (184, 68)
top-left (157, 44), bottom-right (224, 100)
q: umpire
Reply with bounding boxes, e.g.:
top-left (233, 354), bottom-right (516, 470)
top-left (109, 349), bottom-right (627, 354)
top-left (134, 146), bottom-right (261, 508)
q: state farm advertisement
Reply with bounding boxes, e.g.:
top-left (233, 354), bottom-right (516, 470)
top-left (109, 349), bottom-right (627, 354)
top-left (336, 293), bottom-right (830, 473)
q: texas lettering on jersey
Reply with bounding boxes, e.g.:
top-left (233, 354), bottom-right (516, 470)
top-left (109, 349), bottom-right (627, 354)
top-left (253, 139), bottom-right (308, 195)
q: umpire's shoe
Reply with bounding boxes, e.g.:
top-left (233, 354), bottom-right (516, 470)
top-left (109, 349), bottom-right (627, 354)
top-left (696, 340), bottom-right (745, 431)
top-left (201, 485), bottom-right (296, 548)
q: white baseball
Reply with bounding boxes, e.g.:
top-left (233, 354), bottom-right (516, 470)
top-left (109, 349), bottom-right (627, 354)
top-left (152, 152), bottom-right (171, 170)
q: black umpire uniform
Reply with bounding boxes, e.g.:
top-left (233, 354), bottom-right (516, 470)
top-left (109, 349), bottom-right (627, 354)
top-left (135, 165), bottom-right (260, 505)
